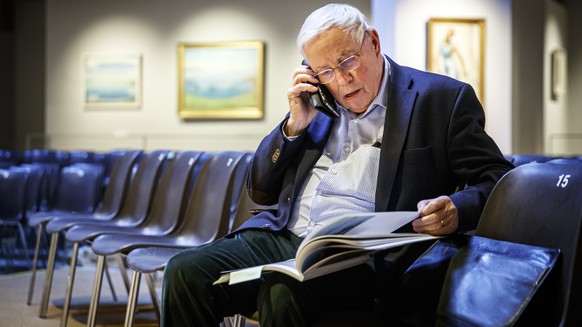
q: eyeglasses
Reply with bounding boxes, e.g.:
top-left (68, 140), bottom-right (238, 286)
top-left (313, 32), bottom-right (367, 84)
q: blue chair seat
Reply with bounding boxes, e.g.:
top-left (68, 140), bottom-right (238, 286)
top-left (126, 247), bottom-right (182, 274)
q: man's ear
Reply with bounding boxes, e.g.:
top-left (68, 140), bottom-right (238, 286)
top-left (369, 28), bottom-right (381, 54)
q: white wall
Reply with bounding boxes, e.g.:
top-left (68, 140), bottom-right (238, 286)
top-left (544, 1), bottom-right (569, 154)
top-left (372, 0), bottom-right (512, 154)
top-left (570, 0), bottom-right (582, 135)
top-left (558, 0), bottom-right (582, 155)
top-left (45, 0), bottom-right (370, 151)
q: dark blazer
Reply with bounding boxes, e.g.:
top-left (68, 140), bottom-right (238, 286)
top-left (239, 56), bottom-right (513, 234)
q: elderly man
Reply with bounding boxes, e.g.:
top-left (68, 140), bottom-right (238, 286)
top-left (161, 4), bottom-right (513, 326)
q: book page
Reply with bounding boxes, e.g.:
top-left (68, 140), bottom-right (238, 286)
top-left (301, 211), bottom-right (419, 246)
top-left (297, 233), bottom-right (438, 272)
top-left (215, 259), bottom-right (302, 285)
top-left (215, 211), bottom-right (436, 285)
top-left (296, 211), bottom-right (422, 271)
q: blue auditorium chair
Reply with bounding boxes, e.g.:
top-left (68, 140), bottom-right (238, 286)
top-left (34, 150), bottom-right (171, 319)
top-left (58, 151), bottom-right (204, 326)
top-left (377, 161), bottom-right (582, 326)
top-left (27, 150), bottom-right (142, 306)
top-left (0, 168), bottom-right (30, 271)
top-left (22, 162), bottom-right (104, 316)
top-left (463, 161), bottom-right (582, 326)
top-left (101, 149), bottom-right (127, 188)
top-left (122, 153), bottom-right (279, 327)
top-left (108, 151), bottom-right (249, 326)
top-left (0, 149), bottom-right (21, 168)
top-left (86, 151), bottom-right (249, 326)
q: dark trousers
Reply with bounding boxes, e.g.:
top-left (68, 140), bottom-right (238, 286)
top-left (161, 228), bottom-right (379, 327)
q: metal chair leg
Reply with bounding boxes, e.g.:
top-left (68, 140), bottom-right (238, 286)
top-left (16, 223), bottom-right (32, 267)
top-left (103, 258), bottom-right (118, 302)
top-left (116, 253), bottom-right (131, 293)
top-left (86, 254), bottom-right (106, 327)
top-left (123, 270), bottom-right (142, 327)
top-left (27, 224), bottom-right (44, 305)
top-left (39, 231), bottom-right (59, 318)
top-left (145, 272), bottom-right (160, 321)
top-left (59, 242), bottom-right (79, 327)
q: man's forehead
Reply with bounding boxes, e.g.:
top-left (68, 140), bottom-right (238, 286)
top-left (305, 30), bottom-right (358, 69)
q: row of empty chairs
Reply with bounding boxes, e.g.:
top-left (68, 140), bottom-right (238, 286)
top-left (1, 150), bottom-right (119, 274)
top-left (7, 148), bottom-right (263, 326)
top-left (0, 148), bottom-right (123, 168)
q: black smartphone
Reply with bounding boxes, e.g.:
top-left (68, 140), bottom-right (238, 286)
top-left (301, 60), bottom-right (340, 119)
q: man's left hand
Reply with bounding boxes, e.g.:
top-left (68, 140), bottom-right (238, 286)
top-left (413, 195), bottom-right (458, 235)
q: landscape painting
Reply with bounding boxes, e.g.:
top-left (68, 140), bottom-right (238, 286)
top-left (178, 41), bottom-right (264, 119)
top-left (84, 53), bottom-right (141, 108)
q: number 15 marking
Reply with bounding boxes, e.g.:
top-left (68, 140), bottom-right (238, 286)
top-left (557, 174), bottom-right (571, 188)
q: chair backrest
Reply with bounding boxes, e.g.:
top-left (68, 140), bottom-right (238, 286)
top-left (67, 150), bottom-right (97, 165)
top-left (90, 150), bottom-right (143, 217)
top-left (227, 153), bottom-right (252, 228)
top-left (229, 155), bottom-right (278, 232)
top-left (475, 162), bottom-right (582, 326)
top-left (547, 157), bottom-right (582, 165)
top-left (24, 149), bottom-right (56, 164)
top-left (69, 162), bottom-right (106, 192)
top-left (113, 150), bottom-right (170, 225)
top-left (10, 165), bottom-right (44, 213)
top-left (50, 163), bottom-right (105, 214)
top-left (101, 149), bottom-right (127, 187)
top-left (171, 151), bottom-right (249, 244)
top-left (18, 162), bottom-right (60, 210)
top-left (0, 149), bottom-right (20, 168)
top-left (0, 169), bottom-right (29, 220)
top-left (508, 154), bottom-right (558, 166)
top-left (136, 150), bottom-right (204, 235)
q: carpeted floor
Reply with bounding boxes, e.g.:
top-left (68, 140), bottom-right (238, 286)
top-left (0, 237), bottom-right (254, 327)
top-left (0, 260), bottom-right (160, 326)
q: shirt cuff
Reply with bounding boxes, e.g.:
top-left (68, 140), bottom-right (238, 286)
top-left (281, 120), bottom-right (301, 141)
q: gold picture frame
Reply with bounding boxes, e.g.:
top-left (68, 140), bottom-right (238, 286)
top-left (177, 41), bottom-right (265, 120)
top-left (427, 18), bottom-right (485, 104)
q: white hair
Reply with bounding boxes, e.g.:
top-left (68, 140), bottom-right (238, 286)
top-left (297, 3), bottom-right (371, 58)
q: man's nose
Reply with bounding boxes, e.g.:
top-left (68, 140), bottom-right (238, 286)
top-left (334, 69), bottom-right (352, 85)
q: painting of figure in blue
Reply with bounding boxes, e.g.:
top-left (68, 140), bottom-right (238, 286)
top-left (85, 54), bottom-right (141, 107)
top-left (178, 41), bottom-right (264, 119)
top-left (427, 19), bottom-right (484, 105)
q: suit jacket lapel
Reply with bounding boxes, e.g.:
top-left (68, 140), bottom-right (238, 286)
top-left (375, 57), bottom-right (417, 212)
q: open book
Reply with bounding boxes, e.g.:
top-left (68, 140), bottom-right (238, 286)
top-left (214, 211), bottom-right (440, 285)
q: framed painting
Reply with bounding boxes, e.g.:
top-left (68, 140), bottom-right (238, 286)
top-left (427, 18), bottom-right (485, 104)
top-left (177, 41), bottom-right (265, 120)
top-left (84, 53), bottom-right (142, 109)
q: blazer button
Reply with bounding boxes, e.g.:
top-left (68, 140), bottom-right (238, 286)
top-left (262, 223), bottom-right (271, 229)
top-left (271, 148), bottom-right (280, 163)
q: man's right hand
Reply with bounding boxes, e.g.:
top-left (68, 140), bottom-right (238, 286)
top-left (285, 64), bottom-right (320, 137)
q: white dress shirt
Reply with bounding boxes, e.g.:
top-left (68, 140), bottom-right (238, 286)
top-left (288, 58), bottom-right (390, 237)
